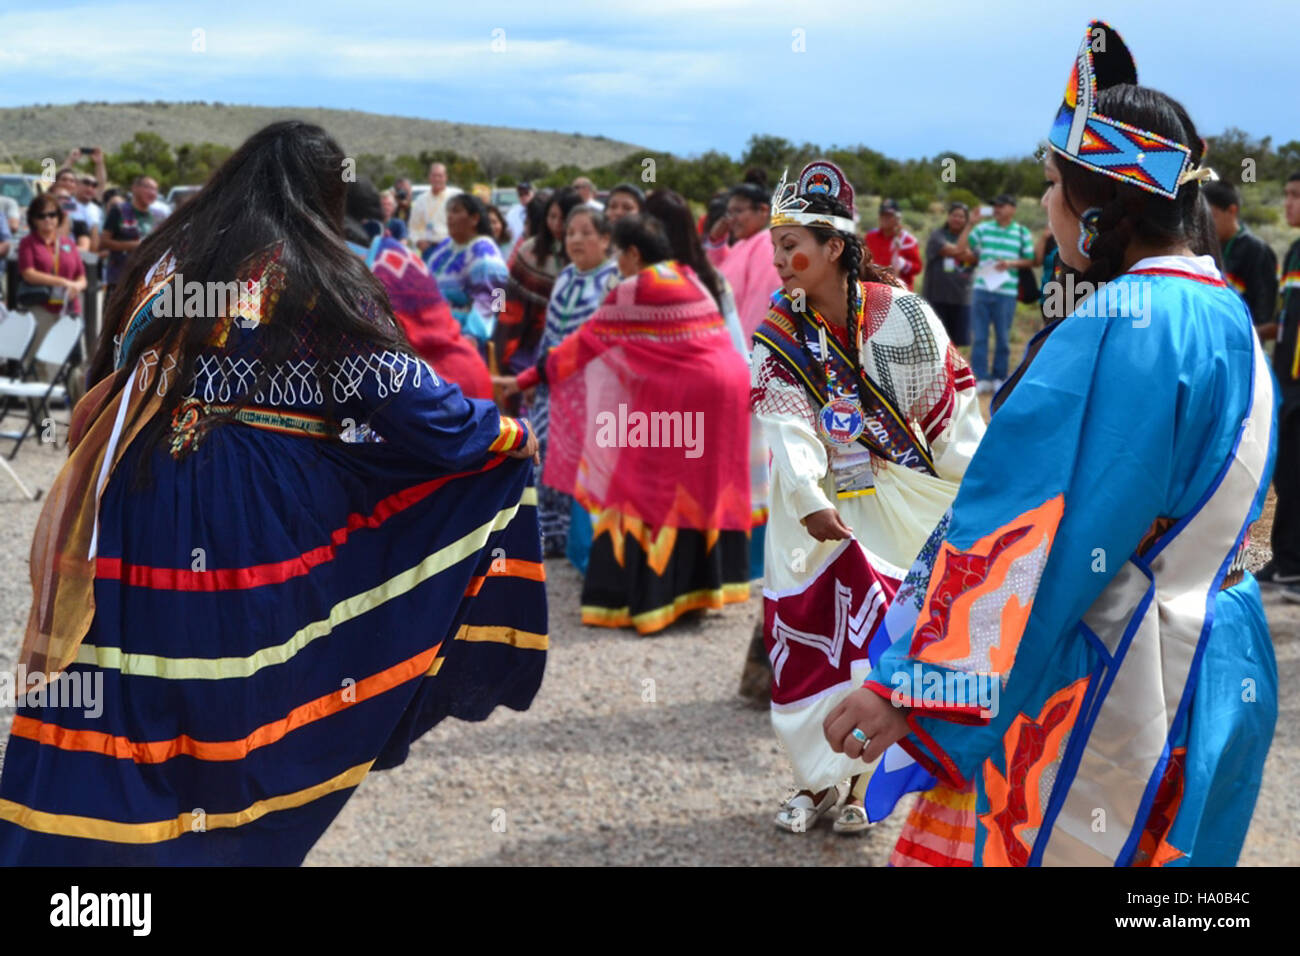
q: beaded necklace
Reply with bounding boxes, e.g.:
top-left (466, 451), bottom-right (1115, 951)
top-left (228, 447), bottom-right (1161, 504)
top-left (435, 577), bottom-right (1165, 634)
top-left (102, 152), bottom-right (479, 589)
top-left (807, 286), bottom-right (867, 445)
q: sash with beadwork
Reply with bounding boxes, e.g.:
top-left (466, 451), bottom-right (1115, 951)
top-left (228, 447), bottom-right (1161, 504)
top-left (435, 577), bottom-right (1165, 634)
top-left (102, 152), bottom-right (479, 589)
top-left (753, 292), bottom-right (937, 476)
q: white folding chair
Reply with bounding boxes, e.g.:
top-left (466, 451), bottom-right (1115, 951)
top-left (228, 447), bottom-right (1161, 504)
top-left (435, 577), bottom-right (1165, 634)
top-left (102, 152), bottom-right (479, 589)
top-left (0, 309), bottom-right (43, 498)
top-left (0, 307), bottom-right (38, 370)
top-left (0, 313), bottom-right (84, 459)
top-left (0, 308), bottom-right (38, 425)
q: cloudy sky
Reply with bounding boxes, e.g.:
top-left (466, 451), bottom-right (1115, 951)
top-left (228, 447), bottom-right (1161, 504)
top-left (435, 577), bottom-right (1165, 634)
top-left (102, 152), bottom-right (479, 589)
top-left (0, 0), bottom-right (1291, 160)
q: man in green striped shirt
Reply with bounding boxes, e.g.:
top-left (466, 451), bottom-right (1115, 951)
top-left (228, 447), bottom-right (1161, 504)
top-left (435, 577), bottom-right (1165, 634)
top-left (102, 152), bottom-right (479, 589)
top-left (958, 194), bottom-right (1034, 393)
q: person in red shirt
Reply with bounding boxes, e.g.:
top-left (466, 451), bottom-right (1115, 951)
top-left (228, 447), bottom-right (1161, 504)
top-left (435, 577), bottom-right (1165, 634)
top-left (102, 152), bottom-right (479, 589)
top-left (864, 198), bottom-right (922, 290)
top-left (16, 193), bottom-right (87, 398)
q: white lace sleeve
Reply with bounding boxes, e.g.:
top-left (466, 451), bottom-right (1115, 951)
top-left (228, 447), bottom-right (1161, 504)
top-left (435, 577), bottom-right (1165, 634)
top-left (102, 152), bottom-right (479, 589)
top-left (752, 341), bottom-right (834, 521)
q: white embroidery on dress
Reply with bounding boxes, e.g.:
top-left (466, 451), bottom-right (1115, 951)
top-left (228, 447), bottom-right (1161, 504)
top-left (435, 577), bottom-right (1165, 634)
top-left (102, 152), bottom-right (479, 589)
top-left (136, 349), bottom-right (179, 396)
top-left (185, 350), bottom-right (431, 405)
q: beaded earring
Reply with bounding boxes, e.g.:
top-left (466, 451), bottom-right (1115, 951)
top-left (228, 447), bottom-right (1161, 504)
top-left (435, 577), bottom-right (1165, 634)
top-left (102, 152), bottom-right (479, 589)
top-left (1077, 207), bottom-right (1103, 258)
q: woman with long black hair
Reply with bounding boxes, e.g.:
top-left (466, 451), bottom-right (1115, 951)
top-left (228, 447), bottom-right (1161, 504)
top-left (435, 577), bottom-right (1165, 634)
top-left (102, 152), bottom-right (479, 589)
top-left (825, 21), bottom-right (1277, 867)
top-left (496, 187), bottom-right (585, 382)
top-left (0, 121), bottom-right (545, 865)
top-left (752, 160), bottom-right (985, 834)
top-left (644, 188), bottom-right (747, 356)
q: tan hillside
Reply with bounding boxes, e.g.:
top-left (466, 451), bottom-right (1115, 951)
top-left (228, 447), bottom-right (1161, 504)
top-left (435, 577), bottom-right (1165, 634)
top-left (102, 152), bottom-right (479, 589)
top-left (0, 101), bottom-right (648, 168)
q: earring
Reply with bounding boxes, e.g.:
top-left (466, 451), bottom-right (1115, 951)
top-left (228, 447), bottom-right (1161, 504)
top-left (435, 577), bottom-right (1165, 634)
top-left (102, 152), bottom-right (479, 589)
top-left (1077, 207), bottom-right (1102, 258)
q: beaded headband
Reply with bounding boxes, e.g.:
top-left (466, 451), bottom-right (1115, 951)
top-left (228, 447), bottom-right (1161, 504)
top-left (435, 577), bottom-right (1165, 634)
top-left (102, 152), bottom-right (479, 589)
top-left (769, 160), bottom-right (857, 234)
top-left (1048, 20), bottom-right (1212, 199)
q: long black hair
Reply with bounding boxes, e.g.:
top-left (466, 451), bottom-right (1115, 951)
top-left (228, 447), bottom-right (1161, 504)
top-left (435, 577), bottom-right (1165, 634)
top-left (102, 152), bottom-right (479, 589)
top-left (89, 120), bottom-right (408, 453)
top-left (533, 186), bottom-right (583, 264)
top-left (790, 194), bottom-right (893, 392)
top-left (344, 177), bottom-right (383, 245)
top-left (644, 188), bottom-right (726, 308)
top-left (487, 204), bottom-right (511, 244)
top-left (447, 193), bottom-right (492, 237)
top-left (612, 214), bottom-right (671, 266)
top-left (522, 190), bottom-right (550, 241)
top-left (1055, 85), bottom-right (1218, 287)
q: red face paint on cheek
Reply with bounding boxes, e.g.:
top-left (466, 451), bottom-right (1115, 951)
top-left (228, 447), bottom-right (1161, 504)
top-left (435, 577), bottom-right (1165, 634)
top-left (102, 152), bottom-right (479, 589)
top-left (791, 251), bottom-right (810, 271)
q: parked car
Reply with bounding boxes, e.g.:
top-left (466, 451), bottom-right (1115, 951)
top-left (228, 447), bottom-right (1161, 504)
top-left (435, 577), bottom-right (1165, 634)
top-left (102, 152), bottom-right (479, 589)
top-left (0, 174), bottom-right (43, 237)
top-left (0, 173), bottom-right (41, 206)
top-left (165, 185), bottom-right (202, 209)
top-left (490, 187), bottom-right (519, 209)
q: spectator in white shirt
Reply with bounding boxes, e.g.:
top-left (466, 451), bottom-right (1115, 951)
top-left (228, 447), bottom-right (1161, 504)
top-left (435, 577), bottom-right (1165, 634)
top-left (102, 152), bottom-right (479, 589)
top-left (573, 176), bottom-right (604, 211)
top-left (503, 181), bottom-right (533, 259)
top-left (409, 162), bottom-right (463, 252)
top-left (73, 175), bottom-right (104, 245)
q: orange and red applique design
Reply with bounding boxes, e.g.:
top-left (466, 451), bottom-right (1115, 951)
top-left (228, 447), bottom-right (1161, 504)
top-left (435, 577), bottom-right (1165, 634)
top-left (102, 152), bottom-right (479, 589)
top-left (1132, 747), bottom-right (1187, 867)
top-left (980, 676), bottom-right (1089, 867)
top-left (909, 495), bottom-right (1064, 674)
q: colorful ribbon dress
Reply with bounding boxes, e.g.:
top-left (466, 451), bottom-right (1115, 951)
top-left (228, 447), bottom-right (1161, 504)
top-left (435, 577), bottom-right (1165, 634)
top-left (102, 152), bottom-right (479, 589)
top-left (751, 279), bottom-right (984, 792)
top-left (863, 256), bottom-right (1277, 866)
top-left (0, 249), bottom-right (546, 865)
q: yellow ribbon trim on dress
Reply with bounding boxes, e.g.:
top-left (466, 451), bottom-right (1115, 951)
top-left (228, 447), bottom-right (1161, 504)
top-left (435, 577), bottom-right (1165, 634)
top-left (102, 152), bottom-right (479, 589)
top-left (582, 582), bottom-right (750, 633)
top-left (75, 487), bottom-right (537, 680)
top-left (0, 760), bottom-right (374, 844)
top-left (426, 625), bottom-right (548, 676)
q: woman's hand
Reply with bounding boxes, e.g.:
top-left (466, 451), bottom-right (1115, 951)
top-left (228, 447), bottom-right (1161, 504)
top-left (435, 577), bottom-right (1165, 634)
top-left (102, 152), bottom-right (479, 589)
top-left (803, 507), bottom-right (853, 541)
top-left (492, 375), bottom-right (520, 397)
top-left (823, 687), bottom-right (911, 764)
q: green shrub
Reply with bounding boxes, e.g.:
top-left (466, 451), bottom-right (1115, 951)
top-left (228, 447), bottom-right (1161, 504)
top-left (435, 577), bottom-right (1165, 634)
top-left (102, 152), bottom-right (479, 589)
top-left (1242, 203), bottom-right (1281, 227)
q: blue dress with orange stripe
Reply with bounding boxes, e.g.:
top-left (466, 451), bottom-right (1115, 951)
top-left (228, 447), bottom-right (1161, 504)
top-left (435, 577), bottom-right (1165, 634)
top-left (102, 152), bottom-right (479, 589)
top-left (0, 299), bottom-right (546, 864)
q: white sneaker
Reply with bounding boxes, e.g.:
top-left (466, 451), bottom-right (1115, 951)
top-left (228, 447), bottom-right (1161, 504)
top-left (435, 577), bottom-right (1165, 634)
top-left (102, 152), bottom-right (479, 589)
top-left (976, 379), bottom-right (995, 395)
top-left (993, 378), bottom-right (1006, 392)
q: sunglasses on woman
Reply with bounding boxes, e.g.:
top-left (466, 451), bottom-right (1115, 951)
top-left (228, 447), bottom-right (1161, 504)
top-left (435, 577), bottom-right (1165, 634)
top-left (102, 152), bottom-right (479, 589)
top-left (33, 212), bottom-right (60, 220)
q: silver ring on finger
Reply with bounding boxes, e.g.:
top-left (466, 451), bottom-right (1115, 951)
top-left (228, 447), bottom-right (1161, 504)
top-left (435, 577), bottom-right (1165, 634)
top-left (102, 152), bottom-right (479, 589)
top-left (850, 728), bottom-right (868, 745)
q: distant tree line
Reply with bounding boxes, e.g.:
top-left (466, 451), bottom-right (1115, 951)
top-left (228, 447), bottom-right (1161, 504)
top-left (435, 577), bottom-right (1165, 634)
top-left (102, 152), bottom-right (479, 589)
top-left (20, 131), bottom-right (234, 194)
top-left (19, 127), bottom-right (1298, 225)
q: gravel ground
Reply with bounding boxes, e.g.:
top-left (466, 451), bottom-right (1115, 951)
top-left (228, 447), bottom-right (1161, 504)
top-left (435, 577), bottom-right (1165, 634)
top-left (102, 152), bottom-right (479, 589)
top-left (0, 439), bottom-right (1295, 866)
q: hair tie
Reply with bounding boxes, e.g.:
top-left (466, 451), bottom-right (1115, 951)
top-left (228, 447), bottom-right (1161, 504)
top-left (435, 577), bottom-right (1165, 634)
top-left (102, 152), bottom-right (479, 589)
top-left (1177, 165), bottom-right (1218, 187)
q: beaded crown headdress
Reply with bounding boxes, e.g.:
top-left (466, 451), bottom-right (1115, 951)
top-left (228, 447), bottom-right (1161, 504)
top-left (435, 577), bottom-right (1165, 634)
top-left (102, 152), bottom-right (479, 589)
top-left (769, 160), bottom-right (857, 233)
top-left (1048, 20), bottom-right (1212, 199)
